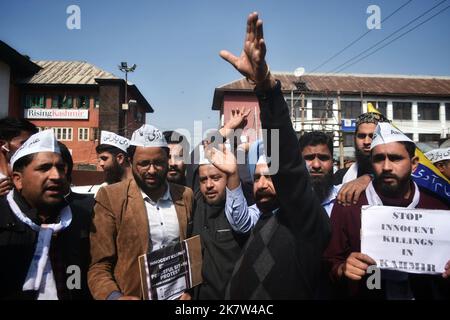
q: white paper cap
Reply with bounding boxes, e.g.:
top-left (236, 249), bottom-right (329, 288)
top-left (256, 154), bottom-right (268, 165)
top-left (100, 130), bottom-right (130, 153)
top-left (10, 129), bottom-right (60, 169)
top-left (425, 147), bottom-right (450, 163)
top-left (130, 124), bottom-right (168, 148)
top-left (370, 122), bottom-right (414, 150)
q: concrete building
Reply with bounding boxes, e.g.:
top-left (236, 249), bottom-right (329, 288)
top-left (212, 72), bottom-right (450, 158)
top-left (0, 41), bottom-right (153, 170)
top-left (0, 41), bottom-right (40, 118)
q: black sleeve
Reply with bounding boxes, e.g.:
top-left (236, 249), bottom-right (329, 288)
top-left (255, 80), bottom-right (330, 241)
top-left (333, 168), bottom-right (349, 185)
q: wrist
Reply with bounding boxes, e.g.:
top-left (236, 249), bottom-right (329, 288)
top-left (255, 73), bottom-right (277, 91)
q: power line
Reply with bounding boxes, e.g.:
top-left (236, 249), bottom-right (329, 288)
top-left (328, 0), bottom-right (448, 73)
top-left (310, 0), bottom-right (413, 72)
top-left (333, 3), bottom-right (450, 73)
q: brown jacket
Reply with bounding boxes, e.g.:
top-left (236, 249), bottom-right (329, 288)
top-left (88, 178), bottom-right (194, 300)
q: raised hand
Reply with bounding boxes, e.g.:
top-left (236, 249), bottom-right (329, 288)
top-left (204, 143), bottom-right (238, 177)
top-left (220, 12), bottom-right (275, 88)
top-left (204, 143), bottom-right (240, 191)
top-left (225, 108), bottom-right (251, 130)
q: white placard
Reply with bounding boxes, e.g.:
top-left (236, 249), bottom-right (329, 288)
top-left (25, 108), bottom-right (89, 120)
top-left (361, 205), bottom-right (450, 275)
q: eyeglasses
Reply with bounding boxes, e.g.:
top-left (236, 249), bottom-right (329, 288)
top-left (303, 154), bottom-right (331, 161)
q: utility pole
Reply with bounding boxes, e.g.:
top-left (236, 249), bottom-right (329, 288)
top-left (337, 90), bottom-right (344, 169)
top-left (301, 93), bottom-right (305, 135)
top-left (118, 62), bottom-right (136, 137)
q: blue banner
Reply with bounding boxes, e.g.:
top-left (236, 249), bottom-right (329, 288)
top-left (412, 163), bottom-right (450, 204)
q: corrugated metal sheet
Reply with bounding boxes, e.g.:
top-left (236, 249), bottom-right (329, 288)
top-left (218, 73), bottom-right (450, 96)
top-left (19, 61), bottom-right (118, 85)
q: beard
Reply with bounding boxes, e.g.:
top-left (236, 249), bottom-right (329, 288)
top-left (310, 171), bottom-right (334, 203)
top-left (104, 161), bottom-right (124, 184)
top-left (133, 168), bottom-right (167, 194)
top-left (355, 148), bottom-right (373, 175)
top-left (374, 171), bottom-right (411, 198)
top-left (166, 165), bottom-right (186, 185)
top-left (255, 190), bottom-right (279, 213)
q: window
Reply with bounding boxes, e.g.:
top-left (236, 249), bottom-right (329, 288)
top-left (92, 128), bottom-right (100, 141)
top-left (405, 133), bottom-right (414, 140)
top-left (52, 96), bottom-right (62, 108)
top-left (53, 128), bottom-right (73, 141)
top-left (77, 96), bottom-right (90, 109)
top-left (343, 132), bottom-right (354, 147)
top-left (419, 134), bottom-right (440, 143)
top-left (341, 101), bottom-right (361, 119)
top-left (284, 97), bottom-right (302, 118)
top-left (418, 103), bottom-right (439, 120)
top-left (393, 102), bottom-right (411, 120)
top-left (94, 96), bottom-right (99, 108)
top-left (446, 103), bottom-right (450, 121)
top-left (368, 101), bottom-right (387, 116)
top-left (78, 128), bottom-right (89, 141)
top-left (25, 95), bottom-right (45, 108)
top-left (312, 100), bottom-right (333, 118)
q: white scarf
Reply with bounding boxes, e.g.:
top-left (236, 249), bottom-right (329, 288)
top-left (365, 180), bottom-right (420, 208)
top-left (342, 163), bottom-right (358, 184)
top-left (6, 191), bottom-right (72, 300)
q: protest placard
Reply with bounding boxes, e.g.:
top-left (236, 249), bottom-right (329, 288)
top-left (361, 205), bottom-right (450, 274)
top-left (138, 235), bottom-right (202, 300)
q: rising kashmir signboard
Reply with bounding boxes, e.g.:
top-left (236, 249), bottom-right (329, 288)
top-left (24, 108), bottom-right (89, 120)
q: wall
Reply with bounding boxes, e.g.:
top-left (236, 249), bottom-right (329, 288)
top-left (22, 86), bottom-right (100, 168)
top-left (223, 93), bottom-right (260, 144)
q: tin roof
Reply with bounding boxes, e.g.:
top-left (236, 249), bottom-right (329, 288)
top-left (212, 72), bottom-right (450, 110)
top-left (19, 60), bottom-right (118, 85)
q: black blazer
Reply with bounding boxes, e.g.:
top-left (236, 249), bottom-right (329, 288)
top-left (0, 191), bottom-right (94, 300)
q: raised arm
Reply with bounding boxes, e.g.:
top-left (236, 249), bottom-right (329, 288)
top-left (220, 12), bottom-right (329, 236)
top-left (205, 143), bottom-right (260, 233)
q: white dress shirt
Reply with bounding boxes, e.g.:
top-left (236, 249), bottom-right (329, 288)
top-left (141, 183), bottom-right (180, 251)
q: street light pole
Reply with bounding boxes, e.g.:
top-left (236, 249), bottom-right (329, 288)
top-left (118, 62), bottom-right (137, 137)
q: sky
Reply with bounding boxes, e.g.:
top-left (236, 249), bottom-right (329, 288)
top-left (1, 0), bottom-right (449, 142)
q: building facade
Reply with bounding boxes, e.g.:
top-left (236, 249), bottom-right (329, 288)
top-left (212, 73), bottom-right (450, 158)
top-left (0, 43), bottom-right (154, 170)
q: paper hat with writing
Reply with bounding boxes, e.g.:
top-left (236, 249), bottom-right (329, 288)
top-left (425, 147), bottom-right (450, 164)
top-left (10, 129), bottom-right (60, 169)
top-left (100, 131), bottom-right (130, 153)
top-left (370, 122), bottom-right (414, 150)
top-left (130, 124), bottom-right (168, 148)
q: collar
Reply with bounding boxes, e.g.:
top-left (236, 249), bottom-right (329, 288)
top-left (140, 182), bottom-right (172, 203)
top-left (322, 185), bottom-right (341, 206)
top-left (12, 189), bottom-right (39, 223)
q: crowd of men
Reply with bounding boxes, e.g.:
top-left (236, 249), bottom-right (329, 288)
top-left (0, 12), bottom-right (449, 300)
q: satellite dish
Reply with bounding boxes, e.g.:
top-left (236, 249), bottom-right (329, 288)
top-left (294, 67), bottom-right (305, 77)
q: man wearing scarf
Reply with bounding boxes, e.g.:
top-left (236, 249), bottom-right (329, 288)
top-left (324, 122), bottom-right (450, 299)
top-left (0, 129), bottom-right (92, 299)
top-left (190, 145), bottom-right (249, 299)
